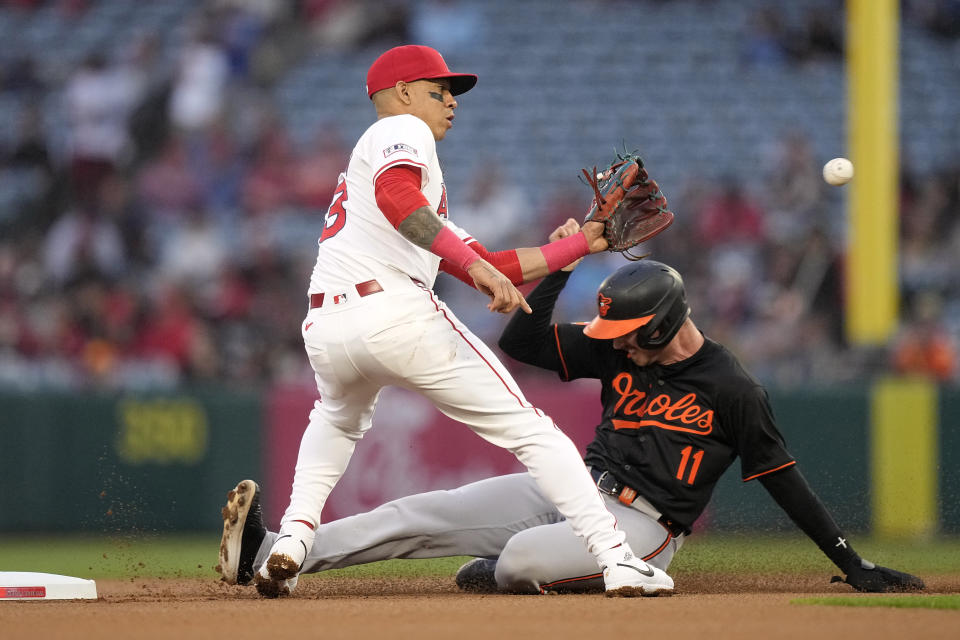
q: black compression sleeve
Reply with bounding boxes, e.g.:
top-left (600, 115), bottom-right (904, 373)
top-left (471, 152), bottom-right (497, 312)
top-left (497, 270), bottom-right (572, 371)
top-left (759, 465), bottom-right (861, 574)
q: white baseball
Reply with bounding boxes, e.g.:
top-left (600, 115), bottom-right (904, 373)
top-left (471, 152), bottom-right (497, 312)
top-left (823, 157), bottom-right (854, 186)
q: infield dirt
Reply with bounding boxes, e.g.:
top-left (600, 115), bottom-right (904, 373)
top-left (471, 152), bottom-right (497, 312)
top-left (1, 574), bottom-right (958, 640)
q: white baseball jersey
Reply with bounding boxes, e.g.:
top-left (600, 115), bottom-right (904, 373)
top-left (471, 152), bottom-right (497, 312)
top-left (272, 112), bottom-right (631, 590)
top-left (309, 114), bottom-right (467, 292)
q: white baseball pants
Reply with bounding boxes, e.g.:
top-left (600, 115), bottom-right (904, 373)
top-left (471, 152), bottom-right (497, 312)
top-left (282, 274), bottom-right (625, 559)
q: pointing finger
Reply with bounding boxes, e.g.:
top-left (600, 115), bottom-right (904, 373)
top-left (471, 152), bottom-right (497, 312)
top-left (518, 294), bottom-right (532, 314)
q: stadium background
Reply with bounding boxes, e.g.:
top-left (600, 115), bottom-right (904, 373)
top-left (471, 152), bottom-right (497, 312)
top-left (0, 0), bottom-right (958, 543)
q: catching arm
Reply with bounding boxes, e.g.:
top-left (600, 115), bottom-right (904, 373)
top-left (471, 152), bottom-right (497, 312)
top-left (439, 218), bottom-right (607, 287)
top-left (760, 465), bottom-right (924, 592)
top-left (375, 166), bottom-right (530, 314)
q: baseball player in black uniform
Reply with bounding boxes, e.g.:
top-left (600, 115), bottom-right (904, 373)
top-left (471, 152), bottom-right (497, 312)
top-left (218, 245), bottom-right (924, 594)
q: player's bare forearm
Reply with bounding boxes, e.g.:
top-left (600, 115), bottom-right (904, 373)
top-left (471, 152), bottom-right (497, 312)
top-left (515, 218), bottom-right (597, 281)
top-left (515, 247), bottom-right (550, 281)
top-left (513, 245), bottom-right (582, 281)
top-left (397, 206), bottom-right (445, 250)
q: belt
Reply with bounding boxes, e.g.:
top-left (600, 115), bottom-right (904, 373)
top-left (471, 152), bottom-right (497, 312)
top-left (309, 279), bottom-right (384, 309)
top-left (590, 467), bottom-right (689, 538)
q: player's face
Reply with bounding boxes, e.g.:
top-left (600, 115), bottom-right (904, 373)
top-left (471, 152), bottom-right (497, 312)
top-left (612, 328), bottom-right (663, 366)
top-left (406, 79), bottom-right (458, 141)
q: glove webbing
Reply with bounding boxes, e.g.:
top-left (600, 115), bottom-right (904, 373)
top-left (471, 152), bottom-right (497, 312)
top-left (580, 156), bottom-right (647, 207)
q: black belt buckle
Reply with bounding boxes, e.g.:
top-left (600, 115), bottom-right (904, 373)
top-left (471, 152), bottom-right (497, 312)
top-left (593, 469), bottom-right (623, 496)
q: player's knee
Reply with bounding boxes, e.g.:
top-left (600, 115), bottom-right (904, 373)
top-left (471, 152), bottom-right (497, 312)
top-left (503, 420), bottom-right (575, 459)
top-left (309, 407), bottom-right (372, 438)
top-left (494, 537), bottom-right (544, 594)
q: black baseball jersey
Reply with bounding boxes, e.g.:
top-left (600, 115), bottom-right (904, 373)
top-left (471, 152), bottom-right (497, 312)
top-left (499, 271), bottom-right (867, 575)
top-left (553, 324), bottom-right (795, 529)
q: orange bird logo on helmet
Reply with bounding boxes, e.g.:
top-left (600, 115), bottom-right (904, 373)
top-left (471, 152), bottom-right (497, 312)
top-left (598, 293), bottom-right (613, 317)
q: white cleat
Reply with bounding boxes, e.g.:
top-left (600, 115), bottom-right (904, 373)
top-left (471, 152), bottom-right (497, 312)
top-left (254, 523), bottom-right (312, 599)
top-left (254, 571), bottom-right (299, 598)
top-left (602, 550), bottom-right (674, 597)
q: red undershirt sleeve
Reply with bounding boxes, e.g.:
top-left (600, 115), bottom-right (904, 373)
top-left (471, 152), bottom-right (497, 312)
top-left (440, 238), bottom-right (524, 286)
top-left (374, 165), bottom-right (430, 229)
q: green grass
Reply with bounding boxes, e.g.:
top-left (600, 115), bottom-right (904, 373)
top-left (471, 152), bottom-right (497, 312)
top-left (0, 533), bottom-right (958, 581)
top-left (0, 533), bottom-right (470, 580)
top-left (793, 595), bottom-right (960, 610)
top-left (0, 534), bottom-right (221, 580)
top-left (669, 533), bottom-right (960, 575)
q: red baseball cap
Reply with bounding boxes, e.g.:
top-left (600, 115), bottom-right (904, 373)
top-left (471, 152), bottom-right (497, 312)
top-left (365, 45), bottom-right (478, 99)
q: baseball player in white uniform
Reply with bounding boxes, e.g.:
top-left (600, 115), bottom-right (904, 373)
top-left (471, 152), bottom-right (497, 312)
top-left (238, 44), bottom-right (672, 598)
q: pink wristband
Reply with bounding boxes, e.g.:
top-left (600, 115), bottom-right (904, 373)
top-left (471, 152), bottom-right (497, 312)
top-left (430, 226), bottom-right (480, 271)
top-left (541, 233), bottom-right (589, 272)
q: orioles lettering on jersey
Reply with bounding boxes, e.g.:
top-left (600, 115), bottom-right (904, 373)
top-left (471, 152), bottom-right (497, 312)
top-left (569, 333), bottom-right (796, 528)
top-left (608, 372), bottom-right (714, 435)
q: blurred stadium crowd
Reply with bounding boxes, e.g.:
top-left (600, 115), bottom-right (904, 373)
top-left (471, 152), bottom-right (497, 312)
top-left (0, 0), bottom-right (958, 391)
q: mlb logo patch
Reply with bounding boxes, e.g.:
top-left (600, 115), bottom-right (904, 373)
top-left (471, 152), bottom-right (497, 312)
top-left (383, 143), bottom-right (417, 158)
top-left (334, 293), bottom-right (348, 304)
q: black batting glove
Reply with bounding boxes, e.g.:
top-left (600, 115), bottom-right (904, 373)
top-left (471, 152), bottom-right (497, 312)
top-left (831, 559), bottom-right (925, 593)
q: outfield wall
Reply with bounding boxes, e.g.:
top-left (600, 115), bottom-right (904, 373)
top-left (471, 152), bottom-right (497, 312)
top-left (0, 388), bottom-right (261, 533)
top-left (0, 380), bottom-right (955, 535)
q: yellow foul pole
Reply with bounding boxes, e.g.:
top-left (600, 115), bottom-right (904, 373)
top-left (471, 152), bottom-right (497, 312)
top-left (846, 0), bottom-right (899, 344)
top-left (850, 2), bottom-right (938, 538)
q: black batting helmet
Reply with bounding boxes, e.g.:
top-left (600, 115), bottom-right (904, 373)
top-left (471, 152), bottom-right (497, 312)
top-left (583, 260), bottom-right (690, 347)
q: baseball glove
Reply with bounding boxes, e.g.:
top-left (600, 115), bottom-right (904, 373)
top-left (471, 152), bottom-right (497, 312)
top-left (831, 559), bottom-right (925, 593)
top-left (581, 152), bottom-right (674, 260)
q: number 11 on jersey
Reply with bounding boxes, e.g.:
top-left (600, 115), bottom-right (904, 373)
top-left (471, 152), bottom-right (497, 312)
top-left (676, 446), bottom-right (704, 485)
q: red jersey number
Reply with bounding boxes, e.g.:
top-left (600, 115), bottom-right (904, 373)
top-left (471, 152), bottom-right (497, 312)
top-left (319, 180), bottom-right (348, 244)
top-left (437, 183), bottom-right (448, 218)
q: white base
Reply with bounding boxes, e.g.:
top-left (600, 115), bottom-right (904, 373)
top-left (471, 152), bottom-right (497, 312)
top-left (0, 572), bottom-right (98, 600)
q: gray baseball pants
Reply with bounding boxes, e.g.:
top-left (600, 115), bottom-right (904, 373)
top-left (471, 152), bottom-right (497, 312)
top-left (254, 472), bottom-right (683, 594)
